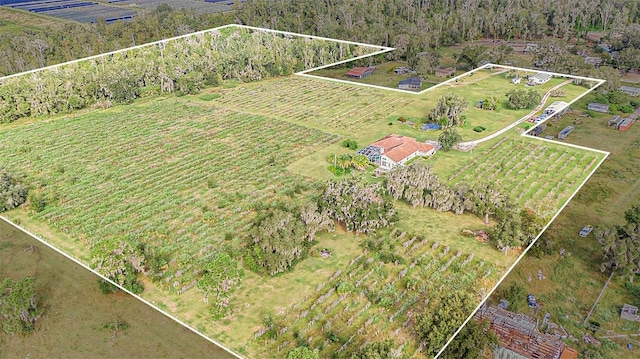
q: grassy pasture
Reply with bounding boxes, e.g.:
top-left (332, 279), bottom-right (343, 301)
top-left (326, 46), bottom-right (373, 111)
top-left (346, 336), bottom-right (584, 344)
top-left (0, 6), bottom-right (68, 35)
top-left (0, 219), bottom-right (234, 359)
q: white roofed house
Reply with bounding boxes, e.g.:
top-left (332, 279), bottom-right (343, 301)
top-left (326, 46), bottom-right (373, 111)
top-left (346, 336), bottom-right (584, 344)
top-left (528, 72), bottom-right (552, 85)
top-left (543, 101), bottom-right (569, 116)
top-left (357, 134), bottom-right (436, 172)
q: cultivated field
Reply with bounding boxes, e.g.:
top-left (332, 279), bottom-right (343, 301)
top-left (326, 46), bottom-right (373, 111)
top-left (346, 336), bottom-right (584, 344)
top-left (446, 137), bottom-right (604, 208)
top-left (253, 229), bottom-right (499, 358)
top-left (0, 97), bottom-right (336, 293)
top-left (0, 28), bottom-right (607, 357)
top-left (488, 98), bottom-right (640, 358)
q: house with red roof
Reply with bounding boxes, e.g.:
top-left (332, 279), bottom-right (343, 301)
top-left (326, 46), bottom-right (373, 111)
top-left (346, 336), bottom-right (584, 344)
top-left (346, 66), bottom-right (377, 79)
top-left (357, 134), bottom-right (436, 171)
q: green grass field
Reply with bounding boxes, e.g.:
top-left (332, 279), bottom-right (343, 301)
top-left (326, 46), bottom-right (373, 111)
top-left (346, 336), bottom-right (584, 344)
top-left (0, 219), bottom-right (234, 359)
top-left (0, 7), bottom-right (68, 35)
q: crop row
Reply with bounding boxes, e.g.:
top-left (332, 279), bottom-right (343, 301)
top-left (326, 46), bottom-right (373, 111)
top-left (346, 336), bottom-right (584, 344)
top-left (255, 230), bottom-right (496, 357)
top-left (0, 99), bottom-right (337, 286)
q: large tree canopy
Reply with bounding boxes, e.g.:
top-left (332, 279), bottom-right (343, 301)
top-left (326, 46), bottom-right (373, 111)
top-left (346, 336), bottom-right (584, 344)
top-left (0, 170), bottom-right (27, 212)
top-left (318, 180), bottom-right (397, 234)
top-left (90, 237), bottom-right (146, 294)
top-left (428, 94), bottom-right (469, 128)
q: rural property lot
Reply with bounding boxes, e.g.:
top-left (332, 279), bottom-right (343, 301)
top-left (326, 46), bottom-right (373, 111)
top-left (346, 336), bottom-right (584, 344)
top-left (0, 25), bottom-right (607, 358)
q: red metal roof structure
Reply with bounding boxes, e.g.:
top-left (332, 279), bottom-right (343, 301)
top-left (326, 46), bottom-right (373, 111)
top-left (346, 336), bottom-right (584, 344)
top-left (476, 304), bottom-right (577, 359)
top-left (346, 66), bottom-right (376, 78)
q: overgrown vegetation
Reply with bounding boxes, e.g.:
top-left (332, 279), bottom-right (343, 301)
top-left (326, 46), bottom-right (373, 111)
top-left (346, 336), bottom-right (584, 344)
top-left (0, 170), bottom-right (27, 212)
top-left (0, 277), bottom-right (42, 335)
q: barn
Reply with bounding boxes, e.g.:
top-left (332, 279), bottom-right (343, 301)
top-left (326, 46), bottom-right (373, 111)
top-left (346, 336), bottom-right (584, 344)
top-left (346, 66), bottom-right (376, 79)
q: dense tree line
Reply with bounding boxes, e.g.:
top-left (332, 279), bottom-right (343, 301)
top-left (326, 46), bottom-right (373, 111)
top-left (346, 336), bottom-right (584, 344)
top-left (0, 26), bottom-right (370, 123)
top-left (235, 0), bottom-right (640, 59)
top-left (0, 6), bottom-right (234, 76)
top-left (318, 179), bottom-right (398, 234)
top-left (0, 170), bottom-right (27, 212)
top-left (385, 164), bottom-right (543, 251)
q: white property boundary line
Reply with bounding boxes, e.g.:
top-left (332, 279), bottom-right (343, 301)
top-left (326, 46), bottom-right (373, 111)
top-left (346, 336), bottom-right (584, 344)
top-left (0, 24), bottom-right (390, 83)
top-left (0, 215), bottom-right (243, 359)
top-left (433, 150), bottom-right (609, 358)
top-left (0, 23), bottom-right (612, 359)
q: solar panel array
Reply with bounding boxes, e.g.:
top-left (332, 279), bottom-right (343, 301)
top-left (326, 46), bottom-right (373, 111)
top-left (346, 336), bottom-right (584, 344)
top-left (3, 0), bottom-right (137, 23)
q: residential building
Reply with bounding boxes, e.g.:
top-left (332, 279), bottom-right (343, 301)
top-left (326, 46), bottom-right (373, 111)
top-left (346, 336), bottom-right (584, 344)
top-left (528, 72), bottom-right (552, 85)
top-left (398, 77), bottom-right (421, 90)
top-left (357, 134), bottom-right (436, 171)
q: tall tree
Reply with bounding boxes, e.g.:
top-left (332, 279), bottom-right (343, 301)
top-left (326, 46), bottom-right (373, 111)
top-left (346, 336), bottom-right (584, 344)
top-left (197, 251), bottom-right (243, 320)
top-left (438, 128), bottom-right (463, 151)
top-left (415, 289), bottom-right (476, 357)
top-left (428, 94), bottom-right (469, 128)
top-left (90, 237), bottom-right (146, 294)
top-left (455, 44), bottom-right (488, 69)
top-left (439, 319), bottom-right (497, 359)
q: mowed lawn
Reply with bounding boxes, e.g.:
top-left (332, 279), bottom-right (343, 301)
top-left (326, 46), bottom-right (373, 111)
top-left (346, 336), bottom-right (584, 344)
top-left (0, 219), bottom-right (233, 359)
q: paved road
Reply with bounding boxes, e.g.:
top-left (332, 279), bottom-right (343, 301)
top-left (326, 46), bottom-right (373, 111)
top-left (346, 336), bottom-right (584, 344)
top-left (456, 80), bottom-right (573, 148)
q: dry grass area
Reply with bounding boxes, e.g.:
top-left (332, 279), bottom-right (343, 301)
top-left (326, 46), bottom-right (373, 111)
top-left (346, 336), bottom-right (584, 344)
top-left (0, 219), bottom-right (234, 359)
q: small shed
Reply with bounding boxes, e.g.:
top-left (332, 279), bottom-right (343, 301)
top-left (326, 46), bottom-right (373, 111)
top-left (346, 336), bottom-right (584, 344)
top-left (608, 115), bottom-right (624, 129)
top-left (621, 304), bottom-right (640, 321)
top-left (587, 102), bottom-right (609, 113)
top-left (619, 85), bottom-right (640, 97)
top-left (398, 77), bottom-right (422, 90)
top-left (394, 66), bottom-right (410, 75)
top-left (558, 125), bottom-right (574, 140)
top-left (512, 76), bottom-right (522, 84)
top-left (529, 124), bottom-right (547, 136)
top-left (619, 118), bottom-right (634, 132)
top-left (435, 67), bottom-right (455, 78)
top-left (346, 66), bottom-right (376, 79)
